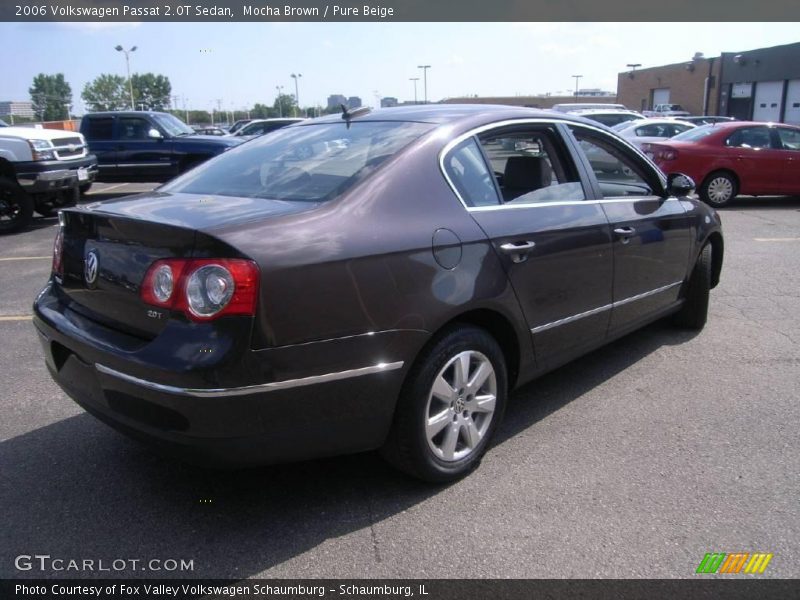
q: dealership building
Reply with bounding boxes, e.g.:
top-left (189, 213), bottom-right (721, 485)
top-left (617, 41), bottom-right (800, 124)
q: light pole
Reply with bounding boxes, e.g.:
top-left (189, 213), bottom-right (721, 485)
top-left (626, 63), bottom-right (641, 74)
top-left (572, 74), bottom-right (583, 103)
top-left (115, 45), bottom-right (137, 109)
top-left (417, 65), bottom-right (431, 103)
top-left (290, 73), bottom-right (302, 117)
top-left (409, 77), bottom-right (419, 104)
top-left (276, 85), bottom-right (284, 117)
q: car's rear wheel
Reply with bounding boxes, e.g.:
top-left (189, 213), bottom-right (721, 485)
top-left (673, 244), bottom-right (712, 330)
top-left (0, 177), bottom-right (33, 234)
top-left (381, 325), bottom-right (507, 482)
top-left (700, 171), bottom-right (737, 208)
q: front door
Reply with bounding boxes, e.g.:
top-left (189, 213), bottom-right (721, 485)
top-left (566, 125), bottom-right (693, 333)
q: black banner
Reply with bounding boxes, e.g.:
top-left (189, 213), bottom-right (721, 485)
top-left (2, 579), bottom-right (800, 600)
top-left (3, 0), bottom-right (800, 22)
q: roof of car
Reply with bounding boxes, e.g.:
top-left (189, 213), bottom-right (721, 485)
top-left (84, 111), bottom-right (173, 117)
top-left (306, 104), bottom-right (600, 127)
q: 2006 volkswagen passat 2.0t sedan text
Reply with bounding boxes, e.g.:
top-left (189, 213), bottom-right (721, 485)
top-left (34, 105), bottom-right (723, 482)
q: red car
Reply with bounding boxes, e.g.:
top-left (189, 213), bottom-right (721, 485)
top-left (644, 121), bottom-right (800, 207)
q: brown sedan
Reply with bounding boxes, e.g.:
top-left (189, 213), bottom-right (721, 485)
top-left (34, 105), bottom-right (723, 481)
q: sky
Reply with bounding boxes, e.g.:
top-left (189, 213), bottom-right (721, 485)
top-left (2, 22), bottom-right (800, 114)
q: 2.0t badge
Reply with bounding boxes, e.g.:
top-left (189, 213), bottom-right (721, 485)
top-left (84, 249), bottom-right (99, 288)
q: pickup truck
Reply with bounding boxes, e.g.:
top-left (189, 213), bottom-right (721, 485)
top-left (80, 111), bottom-right (242, 183)
top-left (643, 104), bottom-right (691, 118)
top-left (0, 125), bottom-right (98, 233)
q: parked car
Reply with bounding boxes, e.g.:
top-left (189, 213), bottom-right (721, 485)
top-left (0, 125), bottom-right (98, 232)
top-left (34, 105), bottom-right (723, 482)
top-left (230, 118), bottom-right (305, 138)
top-left (550, 103), bottom-right (627, 113)
top-left (192, 126), bottom-right (227, 136)
top-left (228, 119), bottom-right (253, 134)
top-left (80, 111), bottom-right (242, 183)
top-left (645, 121), bottom-right (800, 207)
top-left (613, 118), bottom-right (696, 148)
top-left (675, 116), bottom-right (735, 126)
top-left (0, 119), bottom-right (8, 127)
top-left (643, 104), bottom-right (691, 118)
top-left (571, 109), bottom-right (646, 128)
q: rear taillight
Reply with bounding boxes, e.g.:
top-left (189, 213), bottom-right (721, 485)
top-left (52, 227), bottom-right (64, 278)
top-left (141, 258), bottom-right (259, 322)
top-left (660, 148), bottom-right (679, 161)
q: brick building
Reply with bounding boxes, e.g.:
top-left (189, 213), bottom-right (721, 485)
top-left (616, 56), bottom-right (722, 115)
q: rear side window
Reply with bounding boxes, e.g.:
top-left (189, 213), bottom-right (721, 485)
top-left (82, 117), bottom-right (113, 141)
top-left (163, 121), bottom-right (433, 202)
top-left (443, 138), bottom-right (499, 207)
top-left (725, 127), bottom-right (772, 149)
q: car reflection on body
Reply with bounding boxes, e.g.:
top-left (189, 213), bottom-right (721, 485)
top-left (34, 105), bottom-right (723, 482)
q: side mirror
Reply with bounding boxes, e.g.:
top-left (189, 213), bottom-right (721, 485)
top-left (666, 172), bottom-right (695, 197)
top-left (147, 128), bottom-right (163, 140)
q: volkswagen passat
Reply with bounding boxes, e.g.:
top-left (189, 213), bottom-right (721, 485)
top-left (34, 105), bottom-right (723, 482)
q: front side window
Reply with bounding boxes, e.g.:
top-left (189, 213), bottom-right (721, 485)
top-left (152, 113), bottom-right (194, 137)
top-left (571, 126), bottom-right (658, 198)
top-left (776, 127), bottom-right (800, 151)
top-left (163, 120), bottom-right (433, 202)
top-left (118, 117), bottom-right (153, 140)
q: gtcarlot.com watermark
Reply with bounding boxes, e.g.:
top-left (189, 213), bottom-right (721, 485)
top-left (15, 554), bottom-right (194, 573)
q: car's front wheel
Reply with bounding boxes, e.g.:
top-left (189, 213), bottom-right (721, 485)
top-left (700, 171), bottom-right (737, 208)
top-left (0, 177), bottom-right (33, 234)
top-left (381, 325), bottom-right (507, 482)
top-left (673, 244), bottom-right (712, 330)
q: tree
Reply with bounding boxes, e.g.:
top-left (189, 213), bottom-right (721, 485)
top-left (82, 74), bottom-right (129, 112)
top-left (29, 73), bottom-right (72, 121)
top-left (131, 73), bottom-right (172, 111)
top-left (251, 103), bottom-right (273, 119)
top-left (274, 94), bottom-right (297, 118)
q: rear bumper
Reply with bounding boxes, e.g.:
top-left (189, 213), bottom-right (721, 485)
top-left (16, 156), bottom-right (98, 193)
top-left (33, 283), bottom-right (426, 466)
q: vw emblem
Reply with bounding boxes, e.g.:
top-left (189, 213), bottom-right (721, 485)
top-left (84, 250), bottom-right (99, 288)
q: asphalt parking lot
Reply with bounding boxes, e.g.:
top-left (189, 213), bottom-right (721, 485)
top-left (1, 184), bottom-right (798, 579)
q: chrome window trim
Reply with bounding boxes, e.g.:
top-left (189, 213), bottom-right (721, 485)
top-left (530, 281), bottom-right (682, 334)
top-left (438, 118), bottom-right (665, 213)
top-left (95, 360), bottom-right (405, 398)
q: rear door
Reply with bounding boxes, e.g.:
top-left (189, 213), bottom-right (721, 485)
top-left (442, 121), bottom-right (614, 369)
top-left (82, 115), bottom-right (117, 178)
top-left (566, 124), bottom-right (692, 334)
top-left (724, 125), bottom-right (784, 194)
top-left (114, 115), bottom-right (176, 181)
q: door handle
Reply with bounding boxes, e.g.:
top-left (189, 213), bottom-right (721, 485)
top-left (499, 241), bottom-right (536, 263)
top-left (614, 227), bottom-right (636, 236)
top-left (614, 227), bottom-right (636, 244)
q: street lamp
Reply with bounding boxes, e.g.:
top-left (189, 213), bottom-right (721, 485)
top-left (115, 45), bottom-right (137, 109)
top-left (409, 77), bottom-right (420, 104)
top-left (572, 74), bottom-right (583, 102)
top-left (290, 73), bottom-right (302, 117)
top-left (626, 63), bottom-right (642, 79)
top-left (276, 85), bottom-right (284, 117)
top-left (417, 65), bottom-right (431, 103)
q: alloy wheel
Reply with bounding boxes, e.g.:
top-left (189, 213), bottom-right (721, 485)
top-left (425, 350), bottom-right (497, 462)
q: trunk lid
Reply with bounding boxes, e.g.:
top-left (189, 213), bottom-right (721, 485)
top-left (57, 192), bottom-right (317, 338)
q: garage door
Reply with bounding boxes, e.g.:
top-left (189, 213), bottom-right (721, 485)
top-left (753, 81), bottom-right (783, 122)
top-left (652, 88), bottom-right (670, 106)
top-left (785, 79), bottom-right (800, 125)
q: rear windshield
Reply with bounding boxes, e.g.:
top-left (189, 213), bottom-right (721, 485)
top-left (163, 120), bottom-right (433, 202)
top-left (671, 124), bottom-right (716, 142)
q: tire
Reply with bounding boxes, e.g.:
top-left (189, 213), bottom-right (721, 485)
top-left (673, 244), bottom-right (712, 330)
top-left (699, 171), bottom-right (737, 208)
top-left (0, 177), bottom-right (34, 234)
top-left (35, 187), bottom-right (77, 217)
top-left (381, 325), bottom-right (508, 482)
